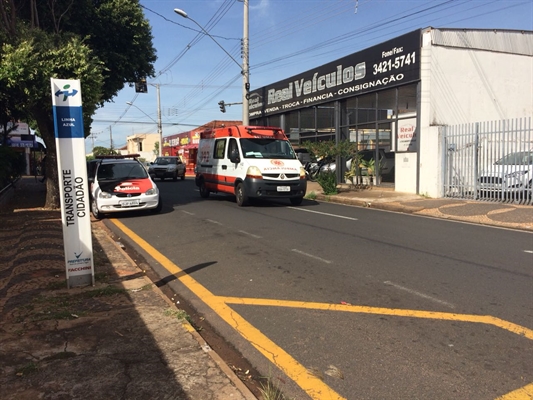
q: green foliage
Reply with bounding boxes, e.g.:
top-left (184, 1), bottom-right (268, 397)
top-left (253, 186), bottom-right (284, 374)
top-left (344, 153), bottom-right (362, 183)
top-left (0, 146), bottom-right (26, 189)
top-left (303, 139), bottom-right (358, 161)
top-left (304, 191), bottom-right (317, 200)
top-left (0, 27), bottom-right (105, 137)
top-left (0, 0), bottom-right (157, 208)
top-left (316, 170), bottom-right (338, 195)
top-left (361, 158), bottom-right (375, 175)
top-left (91, 146), bottom-right (118, 156)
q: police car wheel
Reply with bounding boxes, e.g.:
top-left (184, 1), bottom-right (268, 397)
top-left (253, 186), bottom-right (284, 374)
top-left (151, 196), bottom-right (163, 213)
top-left (91, 198), bottom-right (103, 220)
top-left (235, 183), bottom-right (248, 207)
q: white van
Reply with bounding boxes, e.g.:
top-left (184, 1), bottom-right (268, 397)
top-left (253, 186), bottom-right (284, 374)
top-left (195, 125), bottom-right (307, 206)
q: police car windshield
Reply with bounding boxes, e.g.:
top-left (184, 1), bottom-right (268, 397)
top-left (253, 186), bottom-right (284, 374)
top-left (240, 139), bottom-right (296, 159)
top-left (97, 162), bottom-right (148, 180)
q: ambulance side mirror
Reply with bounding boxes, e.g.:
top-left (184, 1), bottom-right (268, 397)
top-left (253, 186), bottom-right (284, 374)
top-left (230, 149), bottom-right (240, 163)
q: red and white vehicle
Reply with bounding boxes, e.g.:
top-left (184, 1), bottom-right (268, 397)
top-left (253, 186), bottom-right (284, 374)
top-left (195, 125), bottom-right (307, 206)
top-left (88, 155), bottom-right (162, 219)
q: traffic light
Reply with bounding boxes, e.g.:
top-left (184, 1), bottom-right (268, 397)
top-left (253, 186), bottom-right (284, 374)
top-left (218, 100), bottom-right (226, 113)
top-left (135, 79), bottom-right (148, 93)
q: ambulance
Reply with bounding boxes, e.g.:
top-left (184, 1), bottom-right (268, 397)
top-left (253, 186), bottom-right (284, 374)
top-left (195, 125), bottom-right (307, 206)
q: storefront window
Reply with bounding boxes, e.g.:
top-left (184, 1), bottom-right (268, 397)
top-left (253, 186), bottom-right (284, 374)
top-left (398, 84), bottom-right (417, 116)
top-left (356, 93), bottom-right (377, 124)
top-left (284, 111), bottom-right (299, 143)
top-left (377, 88), bottom-right (396, 121)
top-left (266, 114), bottom-right (281, 128)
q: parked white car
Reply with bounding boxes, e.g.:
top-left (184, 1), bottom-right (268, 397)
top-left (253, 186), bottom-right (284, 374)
top-left (478, 151), bottom-right (533, 198)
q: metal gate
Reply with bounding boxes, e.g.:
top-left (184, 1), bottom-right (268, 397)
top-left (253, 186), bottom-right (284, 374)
top-left (443, 117), bottom-right (532, 205)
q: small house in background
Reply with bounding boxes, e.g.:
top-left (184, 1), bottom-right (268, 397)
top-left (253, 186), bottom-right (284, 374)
top-left (125, 133), bottom-right (159, 162)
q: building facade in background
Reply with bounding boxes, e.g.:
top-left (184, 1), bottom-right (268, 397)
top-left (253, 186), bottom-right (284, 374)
top-left (249, 28), bottom-right (533, 197)
top-left (124, 133), bottom-right (159, 161)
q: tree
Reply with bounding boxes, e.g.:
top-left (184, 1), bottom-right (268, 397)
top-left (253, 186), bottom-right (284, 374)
top-left (92, 146), bottom-right (118, 157)
top-left (0, 0), bottom-right (156, 208)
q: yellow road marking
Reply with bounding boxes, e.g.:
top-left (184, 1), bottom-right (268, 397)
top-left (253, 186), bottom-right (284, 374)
top-left (109, 218), bottom-right (533, 400)
top-left (220, 297), bottom-right (533, 340)
top-left (110, 219), bottom-right (344, 400)
top-left (494, 383), bottom-right (533, 399)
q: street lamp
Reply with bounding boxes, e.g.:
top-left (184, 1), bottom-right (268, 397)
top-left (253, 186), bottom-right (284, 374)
top-left (174, 2), bottom-right (249, 125)
top-left (126, 86), bottom-right (163, 156)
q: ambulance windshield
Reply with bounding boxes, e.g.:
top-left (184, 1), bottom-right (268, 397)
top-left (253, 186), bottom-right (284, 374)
top-left (240, 138), bottom-right (296, 159)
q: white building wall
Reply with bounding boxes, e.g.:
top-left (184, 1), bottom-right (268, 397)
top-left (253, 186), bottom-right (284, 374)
top-left (126, 133), bottom-right (159, 162)
top-left (416, 28), bottom-right (533, 198)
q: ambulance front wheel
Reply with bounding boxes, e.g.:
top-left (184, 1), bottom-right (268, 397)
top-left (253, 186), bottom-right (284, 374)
top-left (290, 196), bottom-right (303, 206)
top-left (199, 180), bottom-right (210, 198)
top-left (235, 182), bottom-right (249, 206)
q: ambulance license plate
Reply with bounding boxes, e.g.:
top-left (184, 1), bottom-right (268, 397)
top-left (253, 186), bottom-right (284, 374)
top-left (277, 186), bottom-right (290, 192)
top-left (120, 199), bottom-right (140, 207)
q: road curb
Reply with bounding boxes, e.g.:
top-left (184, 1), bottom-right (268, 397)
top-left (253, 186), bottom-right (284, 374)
top-left (98, 223), bottom-right (258, 400)
top-left (313, 193), bottom-right (533, 232)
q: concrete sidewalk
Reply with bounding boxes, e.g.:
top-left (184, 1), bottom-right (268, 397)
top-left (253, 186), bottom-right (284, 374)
top-left (0, 177), bottom-right (257, 400)
top-left (306, 181), bottom-right (533, 232)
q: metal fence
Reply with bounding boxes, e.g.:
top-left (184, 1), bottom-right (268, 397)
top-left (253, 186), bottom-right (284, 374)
top-left (443, 117), bottom-right (532, 205)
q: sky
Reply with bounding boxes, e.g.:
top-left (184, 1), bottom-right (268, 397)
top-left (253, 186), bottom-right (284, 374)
top-left (87, 0), bottom-right (533, 154)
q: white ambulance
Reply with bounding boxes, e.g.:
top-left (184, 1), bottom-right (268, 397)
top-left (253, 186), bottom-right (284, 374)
top-left (195, 125), bottom-right (307, 206)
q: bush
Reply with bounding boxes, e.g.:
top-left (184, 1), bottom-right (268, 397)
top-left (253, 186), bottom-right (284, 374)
top-left (0, 147), bottom-right (26, 189)
top-left (316, 170), bottom-right (337, 195)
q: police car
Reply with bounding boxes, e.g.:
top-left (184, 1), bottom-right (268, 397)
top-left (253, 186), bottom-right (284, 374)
top-left (88, 155), bottom-right (162, 219)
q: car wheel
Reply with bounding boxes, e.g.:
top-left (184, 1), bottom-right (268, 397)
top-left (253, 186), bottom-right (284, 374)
top-left (160, 177), bottom-right (165, 181)
top-left (91, 197), bottom-right (103, 220)
top-left (199, 180), bottom-right (210, 198)
top-left (235, 182), bottom-right (248, 206)
top-left (290, 196), bottom-right (303, 206)
top-left (172, 173), bottom-right (178, 181)
top-left (180, 173), bottom-right (185, 180)
top-left (151, 196), bottom-right (163, 213)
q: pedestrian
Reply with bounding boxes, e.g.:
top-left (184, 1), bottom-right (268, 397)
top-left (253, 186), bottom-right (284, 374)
top-left (39, 155), bottom-right (47, 183)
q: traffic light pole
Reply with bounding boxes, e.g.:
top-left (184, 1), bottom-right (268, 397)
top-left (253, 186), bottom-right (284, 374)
top-left (175, 1), bottom-right (249, 125)
top-left (219, 100), bottom-right (242, 113)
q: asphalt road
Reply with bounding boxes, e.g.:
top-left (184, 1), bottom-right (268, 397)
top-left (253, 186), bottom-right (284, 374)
top-left (107, 178), bottom-right (533, 400)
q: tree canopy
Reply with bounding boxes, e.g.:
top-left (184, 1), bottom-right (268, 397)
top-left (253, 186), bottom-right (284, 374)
top-left (0, 0), bottom-right (157, 208)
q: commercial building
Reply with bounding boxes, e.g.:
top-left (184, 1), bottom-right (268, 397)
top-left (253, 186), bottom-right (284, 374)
top-left (249, 28), bottom-right (533, 198)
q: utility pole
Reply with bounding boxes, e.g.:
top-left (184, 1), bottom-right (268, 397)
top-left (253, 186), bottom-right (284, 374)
top-left (242, 0), bottom-right (249, 125)
top-left (109, 126), bottom-right (113, 151)
top-left (174, 4), bottom-right (249, 125)
top-left (156, 84), bottom-right (162, 156)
